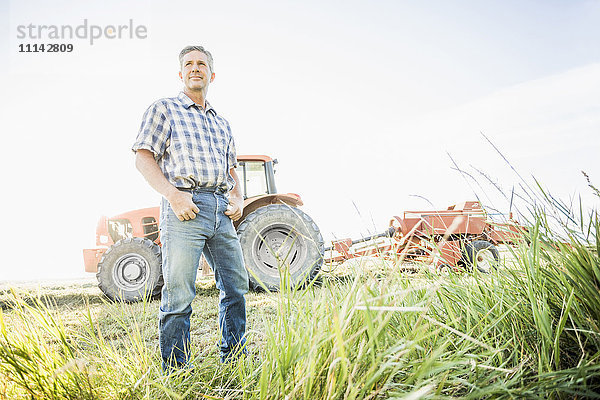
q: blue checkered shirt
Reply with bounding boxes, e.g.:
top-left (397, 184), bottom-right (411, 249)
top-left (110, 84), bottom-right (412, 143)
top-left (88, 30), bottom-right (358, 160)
top-left (132, 92), bottom-right (238, 192)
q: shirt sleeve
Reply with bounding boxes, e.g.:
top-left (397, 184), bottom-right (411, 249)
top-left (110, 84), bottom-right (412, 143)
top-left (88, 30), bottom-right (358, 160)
top-left (227, 135), bottom-right (238, 169)
top-left (131, 100), bottom-right (170, 159)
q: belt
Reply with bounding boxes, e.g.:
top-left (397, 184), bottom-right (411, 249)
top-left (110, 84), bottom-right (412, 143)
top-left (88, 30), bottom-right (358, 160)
top-left (177, 186), bottom-right (226, 194)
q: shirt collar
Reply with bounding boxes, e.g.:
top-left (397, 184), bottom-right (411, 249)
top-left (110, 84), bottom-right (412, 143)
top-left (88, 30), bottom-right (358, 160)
top-left (178, 91), bottom-right (217, 115)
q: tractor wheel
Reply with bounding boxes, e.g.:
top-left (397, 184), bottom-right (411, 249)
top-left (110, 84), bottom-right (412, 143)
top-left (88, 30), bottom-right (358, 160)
top-left (237, 204), bottom-right (324, 291)
top-left (97, 237), bottom-right (163, 302)
top-left (461, 240), bottom-right (500, 273)
top-left (438, 264), bottom-right (453, 275)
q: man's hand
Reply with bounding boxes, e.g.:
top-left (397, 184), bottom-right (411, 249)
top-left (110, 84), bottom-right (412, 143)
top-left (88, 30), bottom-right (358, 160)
top-left (167, 190), bottom-right (200, 221)
top-left (136, 150), bottom-right (199, 222)
top-left (225, 196), bottom-right (244, 221)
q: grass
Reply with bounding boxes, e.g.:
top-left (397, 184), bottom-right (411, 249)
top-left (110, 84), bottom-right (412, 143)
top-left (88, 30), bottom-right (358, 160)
top-left (1, 193), bottom-right (599, 399)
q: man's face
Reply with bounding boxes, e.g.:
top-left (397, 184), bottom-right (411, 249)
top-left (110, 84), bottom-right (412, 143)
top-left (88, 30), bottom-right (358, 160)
top-left (179, 50), bottom-right (215, 92)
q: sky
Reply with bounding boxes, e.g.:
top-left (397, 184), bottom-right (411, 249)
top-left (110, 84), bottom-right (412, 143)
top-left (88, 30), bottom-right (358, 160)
top-left (0, 0), bottom-right (599, 282)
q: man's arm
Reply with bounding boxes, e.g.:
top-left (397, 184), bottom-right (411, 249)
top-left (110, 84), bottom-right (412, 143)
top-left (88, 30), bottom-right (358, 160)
top-left (225, 168), bottom-right (244, 221)
top-left (135, 149), bottom-right (199, 221)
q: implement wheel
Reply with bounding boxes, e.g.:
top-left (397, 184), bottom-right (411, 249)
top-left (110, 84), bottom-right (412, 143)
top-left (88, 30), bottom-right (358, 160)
top-left (97, 237), bottom-right (163, 302)
top-left (237, 204), bottom-right (324, 291)
top-left (462, 240), bottom-right (500, 273)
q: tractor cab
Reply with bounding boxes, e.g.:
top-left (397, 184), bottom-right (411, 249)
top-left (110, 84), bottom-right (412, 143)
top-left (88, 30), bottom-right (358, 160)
top-left (235, 155), bottom-right (278, 199)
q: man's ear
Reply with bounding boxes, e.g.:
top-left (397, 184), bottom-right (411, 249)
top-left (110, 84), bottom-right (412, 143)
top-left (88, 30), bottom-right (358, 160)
top-left (179, 71), bottom-right (183, 80)
top-left (210, 72), bottom-right (215, 83)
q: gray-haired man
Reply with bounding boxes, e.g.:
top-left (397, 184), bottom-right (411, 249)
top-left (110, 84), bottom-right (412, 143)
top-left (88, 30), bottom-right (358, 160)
top-left (132, 45), bottom-right (249, 370)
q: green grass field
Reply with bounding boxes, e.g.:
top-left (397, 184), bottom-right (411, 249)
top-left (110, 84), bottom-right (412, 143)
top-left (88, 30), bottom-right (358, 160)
top-left (1, 194), bottom-right (599, 399)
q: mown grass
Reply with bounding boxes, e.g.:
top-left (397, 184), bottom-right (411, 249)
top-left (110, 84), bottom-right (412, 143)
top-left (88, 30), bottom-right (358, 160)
top-left (1, 194), bottom-right (599, 399)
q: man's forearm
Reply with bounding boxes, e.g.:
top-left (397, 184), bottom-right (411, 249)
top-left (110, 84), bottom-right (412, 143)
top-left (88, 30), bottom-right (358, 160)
top-left (136, 149), bottom-right (199, 221)
top-left (223, 168), bottom-right (244, 221)
top-left (135, 149), bottom-right (179, 199)
top-left (229, 168), bottom-right (243, 201)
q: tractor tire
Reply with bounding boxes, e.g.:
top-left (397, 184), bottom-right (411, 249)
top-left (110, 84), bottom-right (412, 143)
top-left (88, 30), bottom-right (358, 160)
top-left (438, 264), bottom-right (453, 275)
top-left (237, 204), bottom-right (324, 291)
top-left (461, 240), bottom-right (500, 273)
top-left (97, 237), bottom-right (163, 302)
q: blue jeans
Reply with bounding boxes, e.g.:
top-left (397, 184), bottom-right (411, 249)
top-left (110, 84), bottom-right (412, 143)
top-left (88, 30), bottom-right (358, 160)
top-left (158, 188), bottom-right (249, 369)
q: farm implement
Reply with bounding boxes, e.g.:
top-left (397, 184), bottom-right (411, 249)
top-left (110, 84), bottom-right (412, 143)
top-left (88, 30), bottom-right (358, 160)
top-left (325, 200), bottom-right (524, 274)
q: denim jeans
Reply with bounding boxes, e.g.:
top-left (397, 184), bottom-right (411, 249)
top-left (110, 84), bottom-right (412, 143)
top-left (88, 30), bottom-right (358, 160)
top-left (158, 188), bottom-right (249, 370)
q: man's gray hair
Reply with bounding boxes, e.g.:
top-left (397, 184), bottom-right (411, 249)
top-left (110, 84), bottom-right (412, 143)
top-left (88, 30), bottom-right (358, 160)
top-left (179, 45), bottom-right (214, 73)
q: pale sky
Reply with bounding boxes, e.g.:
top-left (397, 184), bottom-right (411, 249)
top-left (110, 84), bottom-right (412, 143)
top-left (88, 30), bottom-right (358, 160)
top-left (1, 0), bottom-right (599, 281)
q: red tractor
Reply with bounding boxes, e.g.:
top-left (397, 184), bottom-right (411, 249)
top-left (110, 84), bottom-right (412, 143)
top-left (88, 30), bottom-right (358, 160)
top-left (83, 155), bottom-right (324, 301)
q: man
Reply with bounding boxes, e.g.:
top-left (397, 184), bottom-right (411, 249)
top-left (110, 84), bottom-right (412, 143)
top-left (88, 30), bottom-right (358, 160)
top-left (132, 45), bottom-right (249, 370)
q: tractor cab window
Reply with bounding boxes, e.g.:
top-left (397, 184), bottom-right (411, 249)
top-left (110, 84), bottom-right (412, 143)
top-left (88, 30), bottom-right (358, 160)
top-left (236, 161), bottom-right (268, 199)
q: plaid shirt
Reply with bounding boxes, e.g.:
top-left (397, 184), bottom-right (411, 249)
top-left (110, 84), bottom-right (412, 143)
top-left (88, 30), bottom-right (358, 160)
top-left (132, 92), bottom-right (238, 192)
